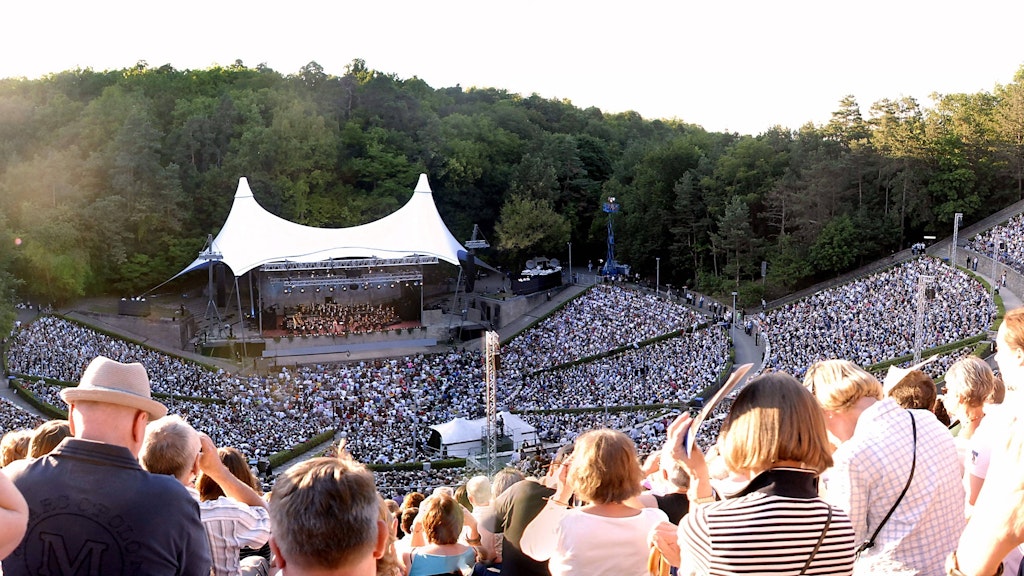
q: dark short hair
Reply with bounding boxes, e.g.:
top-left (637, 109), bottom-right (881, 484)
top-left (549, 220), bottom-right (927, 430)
top-left (270, 457), bottom-right (380, 570)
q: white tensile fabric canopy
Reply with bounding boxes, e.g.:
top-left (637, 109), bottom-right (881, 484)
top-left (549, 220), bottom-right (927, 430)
top-left (428, 411), bottom-right (537, 457)
top-left (176, 173), bottom-right (470, 278)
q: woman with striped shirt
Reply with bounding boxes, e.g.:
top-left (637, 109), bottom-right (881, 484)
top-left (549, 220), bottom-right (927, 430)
top-left (653, 372), bottom-right (856, 575)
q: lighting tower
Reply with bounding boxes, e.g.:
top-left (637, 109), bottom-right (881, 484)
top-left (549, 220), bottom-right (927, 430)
top-left (602, 197), bottom-right (621, 276)
top-left (483, 330), bottom-right (500, 473)
top-left (199, 234), bottom-right (224, 325)
top-left (913, 275), bottom-right (936, 363)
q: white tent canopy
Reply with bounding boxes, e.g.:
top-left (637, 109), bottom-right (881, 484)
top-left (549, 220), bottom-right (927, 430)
top-left (176, 174), bottom-right (470, 278)
top-left (428, 411), bottom-right (538, 457)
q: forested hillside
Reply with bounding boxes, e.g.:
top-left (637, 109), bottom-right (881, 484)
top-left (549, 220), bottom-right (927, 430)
top-left (1, 58), bottom-right (1023, 329)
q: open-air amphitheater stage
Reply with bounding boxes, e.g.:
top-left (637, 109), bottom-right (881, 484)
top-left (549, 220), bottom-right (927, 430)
top-left (178, 276), bottom-right (571, 365)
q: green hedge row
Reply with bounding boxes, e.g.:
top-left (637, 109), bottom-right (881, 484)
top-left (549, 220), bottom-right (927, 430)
top-left (9, 380), bottom-right (67, 420)
top-left (267, 429), bottom-right (338, 469)
top-left (10, 373), bottom-right (224, 405)
top-left (367, 458), bottom-right (468, 472)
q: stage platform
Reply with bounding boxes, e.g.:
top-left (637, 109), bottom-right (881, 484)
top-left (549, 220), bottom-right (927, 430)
top-left (262, 336), bottom-right (438, 359)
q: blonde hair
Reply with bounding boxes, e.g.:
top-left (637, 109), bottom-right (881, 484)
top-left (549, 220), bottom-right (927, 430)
top-left (1, 429), bottom-right (32, 467)
top-left (944, 356), bottom-right (995, 408)
top-left (466, 475), bottom-right (492, 506)
top-left (1002, 308), bottom-right (1024, 355)
top-left (721, 372), bottom-right (834, 475)
top-left (803, 359), bottom-right (883, 412)
top-left (567, 428), bottom-right (642, 505)
top-left (139, 415), bottom-right (200, 479)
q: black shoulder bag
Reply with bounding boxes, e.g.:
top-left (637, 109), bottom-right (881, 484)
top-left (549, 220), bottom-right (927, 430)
top-left (855, 411), bottom-right (917, 558)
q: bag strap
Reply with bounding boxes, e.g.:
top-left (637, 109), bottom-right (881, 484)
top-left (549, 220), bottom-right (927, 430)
top-left (799, 505), bottom-right (833, 575)
top-left (856, 410), bottom-right (917, 556)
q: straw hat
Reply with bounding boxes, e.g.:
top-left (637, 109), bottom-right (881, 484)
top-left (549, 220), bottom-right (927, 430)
top-left (60, 356), bottom-right (168, 420)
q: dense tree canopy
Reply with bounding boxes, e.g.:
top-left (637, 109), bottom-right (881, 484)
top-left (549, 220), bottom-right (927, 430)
top-left (1, 59), bottom-right (1024, 332)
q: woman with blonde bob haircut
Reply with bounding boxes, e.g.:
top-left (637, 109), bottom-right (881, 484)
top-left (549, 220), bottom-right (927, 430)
top-left (719, 372), bottom-right (834, 476)
top-left (520, 428), bottom-right (669, 575)
top-left (652, 372), bottom-right (855, 575)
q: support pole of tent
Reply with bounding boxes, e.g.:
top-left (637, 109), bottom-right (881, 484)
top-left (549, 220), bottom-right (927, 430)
top-left (420, 262), bottom-right (425, 326)
top-left (447, 267), bottom-right (463, 345)
top-left (235, 276), bottom-right (247, 359)
top-left (248, 272), bottom-right (255, 319)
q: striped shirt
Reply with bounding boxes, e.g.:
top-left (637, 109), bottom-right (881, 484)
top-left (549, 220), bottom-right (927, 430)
top-left (189, 488), bottom-right (272, 576)
top-left (679, 468), bottom-right (856, 575)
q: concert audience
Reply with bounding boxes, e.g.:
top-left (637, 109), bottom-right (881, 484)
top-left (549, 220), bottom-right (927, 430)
top-left (763, 258), bottom-right (993, 378)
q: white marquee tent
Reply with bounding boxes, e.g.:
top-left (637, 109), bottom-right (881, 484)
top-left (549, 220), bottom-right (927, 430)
top-left (176, 173), bottom-right (471, 278)
top-left (427, 411), bottom-right (538, 457)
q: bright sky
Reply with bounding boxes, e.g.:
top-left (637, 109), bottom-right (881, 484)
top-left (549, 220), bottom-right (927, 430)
top-left (4, 0), bottom-right (1023, 136)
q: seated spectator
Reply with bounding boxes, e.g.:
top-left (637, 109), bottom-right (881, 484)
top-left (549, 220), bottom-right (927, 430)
top-left (633, 450), bottom-right (690, 525)
top-left (651, 373), bottom-right (855, 575)
top-left (269, 457), bottom-right (388, 576)
top-left (949, 407), bottom-right (1024, 576)
top-left (1, 355), bottom-right (210, 576)
top-left (377, 497), bottom-right (402, 576)
top-left (0, 430), bottom-right (31, 467)
top-left (140, 416), bottom-right (271, 576)
top-left (403, 491), bottom-right (480, 576)
top-left (805, 359), bottom-right (964, 575)
top-left (197, 446), bottom-right (273, 567)
top-left (27, 419), bottom-right (71, 458)
top-left (887, 370), bottom-right (938, 412)
top-left (521, 429), bottom-right (667, 576)
top-left (492, 444), bottom-right (573, 576)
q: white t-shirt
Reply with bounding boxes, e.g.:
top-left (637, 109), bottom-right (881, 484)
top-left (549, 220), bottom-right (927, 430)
top-left (521, 504), bottom-right (668, 576)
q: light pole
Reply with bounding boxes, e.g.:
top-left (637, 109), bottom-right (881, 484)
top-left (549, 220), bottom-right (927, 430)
top-left (951, 213), bottom-right (963, 268)
top-left (656, 257), bottom-right (660, 297)
top-left (731, 291), bottom-right (738, 325)
top-left (567, 242), bottom-right (573, 285)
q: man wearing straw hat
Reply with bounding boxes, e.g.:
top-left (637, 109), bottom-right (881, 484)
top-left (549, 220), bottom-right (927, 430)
top-left (1, 355), bottom-right (211, 576)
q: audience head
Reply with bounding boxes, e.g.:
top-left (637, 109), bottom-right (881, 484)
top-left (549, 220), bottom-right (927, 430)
top-left (887, 370), bottom-right (937, 412)
top-left (376, 496), bottom-right (401, 576)
top-left (804, 359), bottom-right (883, 442)
top-left (991, 375), bottom-right (1006, 404)
top-left (400, 507), bottom-right (418, 537)
top-left (401, 491), bottom-right (425, 512)
top-left (61, 356), bottom-right (167, 456)
top-left (658, 450), bottom-right (690, 491)
top-left (996, 308), bottom-right (1024, 390)
top-left (28, 419), bottom-right (71, 458)
top-left (466, 475), bottom-right (492, 507)
top-left (420, 491), bottom-right (463, 545)
top-left (548, 442), bottom-right (575, 476)
top-left (139, 415), bottom-right (201, 483)
top-left (1, 429), bottom-right (32, 466)
top-left (491, 468), bottom-right (526, 497)
top-left (804, 360), bottom-right (884, 412)
top-left (721, 372), bottom-right (833, 476)
top-left (269, 457), bottom-right (385, 575)
top-left (197, 446), bottom-right (261, 501)
top-left (454, 484), bottom-right (472, 512)
top-left (568, 428), bottom-right (642, 505)
top-left (943, 356), bottom-right (996, 413)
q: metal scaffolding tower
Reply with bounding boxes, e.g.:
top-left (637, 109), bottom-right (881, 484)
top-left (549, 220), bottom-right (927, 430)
top-left (483, 330), bottom-right (499, 473)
